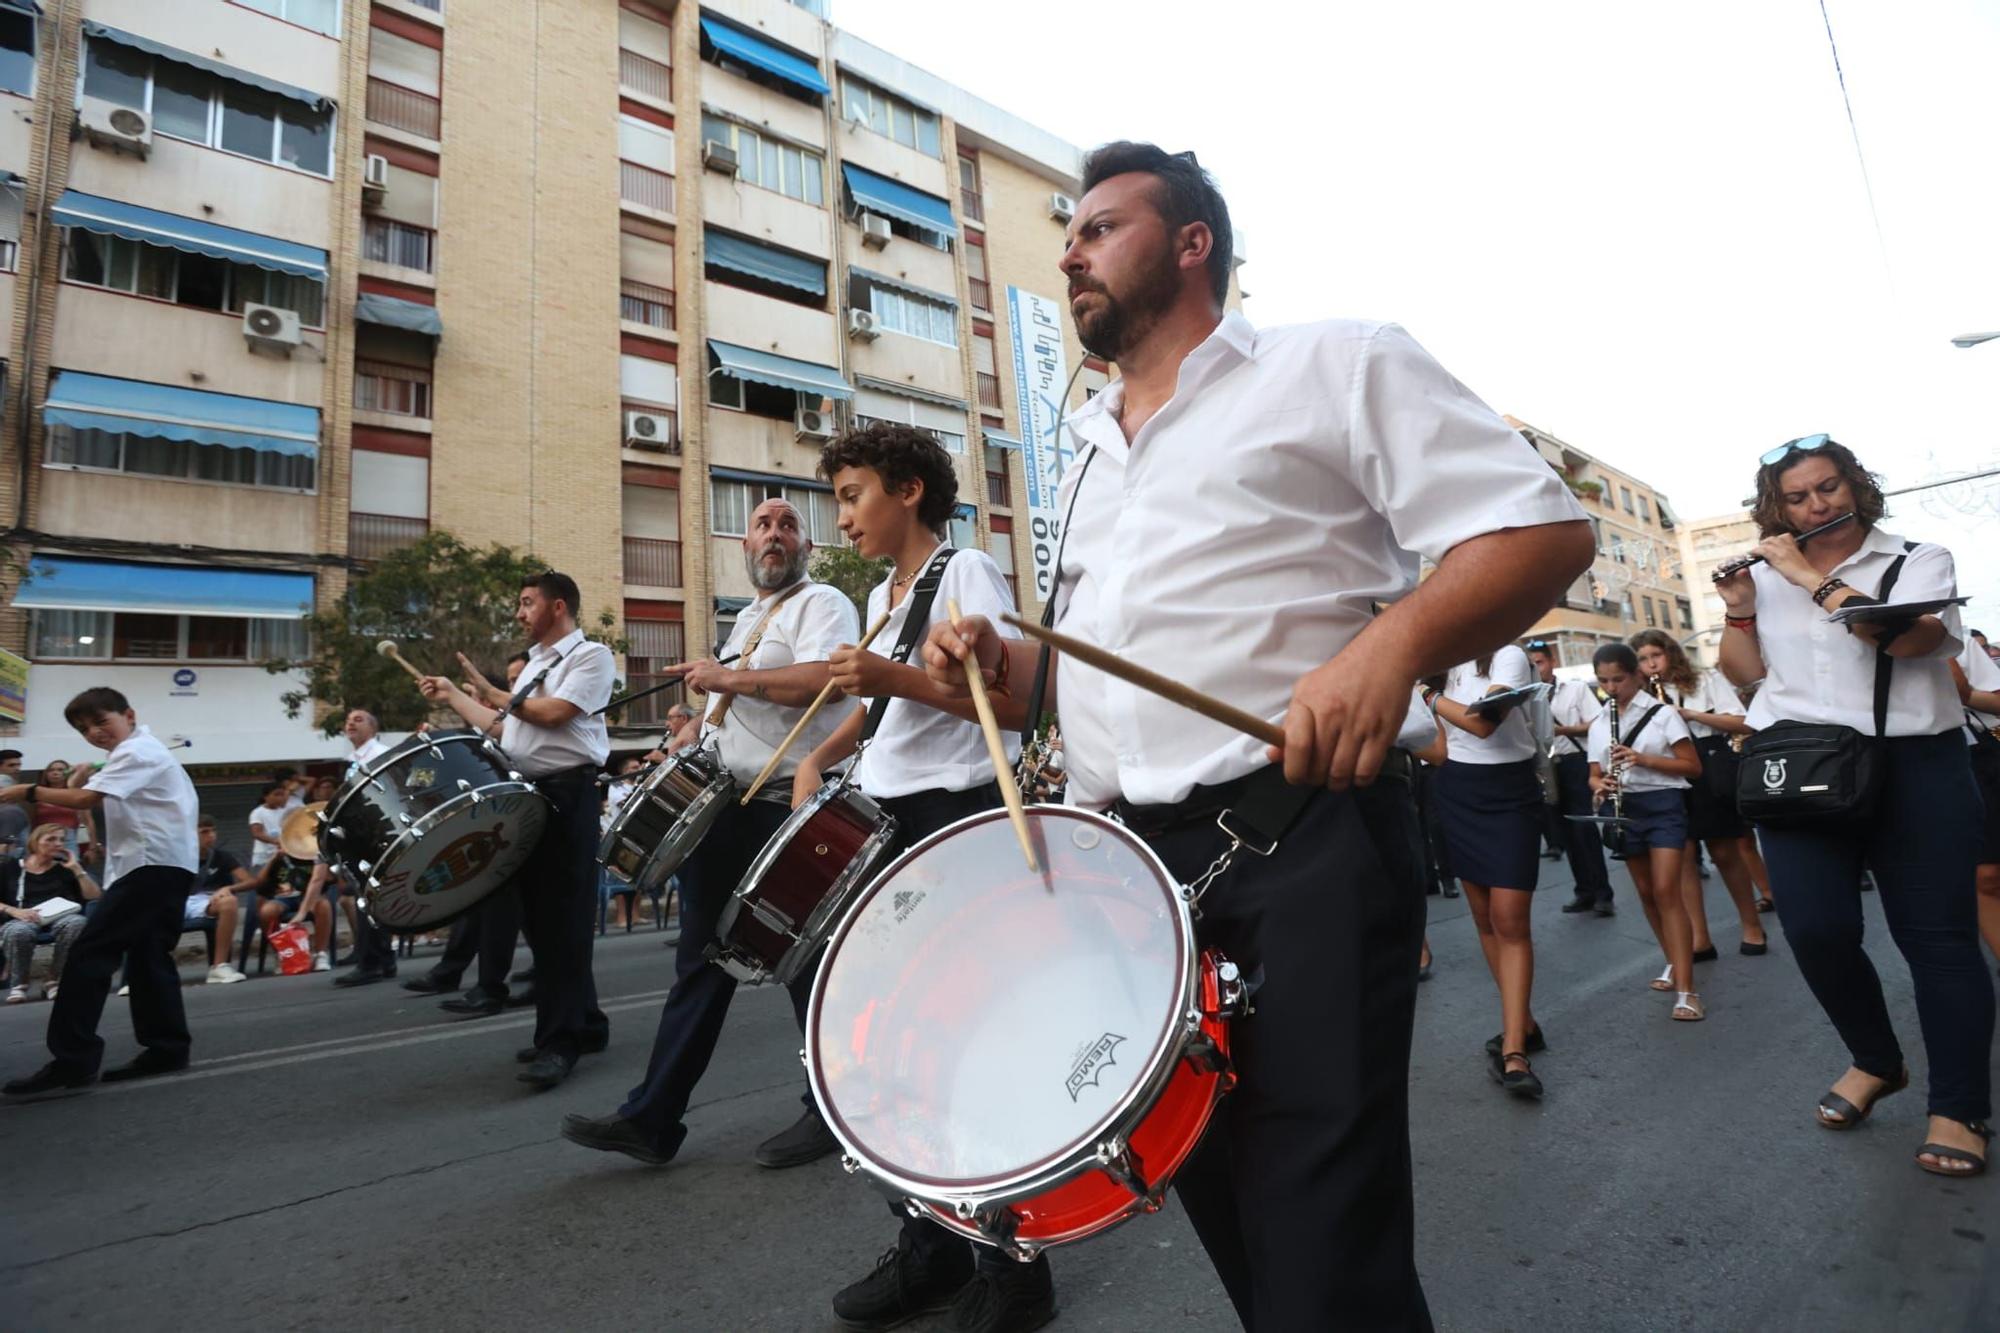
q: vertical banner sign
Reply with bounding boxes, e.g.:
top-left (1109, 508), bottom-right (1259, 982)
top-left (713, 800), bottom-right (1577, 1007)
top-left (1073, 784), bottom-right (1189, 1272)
top-left (0, 648), bottom-right (25, 723)
top-left (1006, 285), bottom-right (1075, 602)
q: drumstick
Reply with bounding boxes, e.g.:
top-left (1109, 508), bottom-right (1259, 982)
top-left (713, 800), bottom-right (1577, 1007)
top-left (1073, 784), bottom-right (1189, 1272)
top-left (738, 611), bottom-right (893, 805)
top-left (376, 639), bottom-right (425, 684)
top-left (1001, 614), bottom-right (1285, 748)
top-left (952, 599), bottom-right (1039, 874)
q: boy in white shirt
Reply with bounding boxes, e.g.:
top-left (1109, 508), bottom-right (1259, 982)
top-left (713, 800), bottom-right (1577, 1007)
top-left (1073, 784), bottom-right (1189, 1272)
top-left (2, 687), bottom-right (201, 1095)
top-left (246, 782), bottom-right (289, 871)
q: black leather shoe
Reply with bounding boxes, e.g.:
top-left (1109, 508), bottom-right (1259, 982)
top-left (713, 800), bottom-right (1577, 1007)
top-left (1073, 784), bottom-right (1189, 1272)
top-left (3, 1062), bottom-right (97, 1097)
top-left (560, 1112), bottom-right (672, 1165)
top-left (504, 988), bottom-right (541, 1009)
top-left (832, 1236), bottom-right (973, 1330)
top-left (756, 1105), bottom-right (839, 1169)
top-left (1594, 900), bottom-right (1616, 917)
top-left (510, 967), bottom-right (537, 984)
top-left (519, 1034), bottom-right (607, 1062)
top-left (949, 1254), bottom-right (1056, 1333)
top-left (1491, 1051), bottom-right (1544, 1100)
top-left (1485, 1025), bottom-right (1547, 1058)
top-left (518, 1048), bottom-right (576, 1089)
top-left (401, 973), bottom-right (461, 994)
top-left (440, 989), bottom-right (505, 1017)
top-left (101, 1052), bottom-right (189, 1083)
top-left (1691, 945), bottom-right (1719, 963)
top-left (1560, 897), bottom-right (1594, 913)
top-left (334, 968), bottom-right (395, 988)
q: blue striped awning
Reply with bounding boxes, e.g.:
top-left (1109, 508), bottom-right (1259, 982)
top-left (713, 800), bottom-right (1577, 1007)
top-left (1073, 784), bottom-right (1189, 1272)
top-left (51, 191), bottom-right (328, 280)
top-left (981, 429), bottom-right (1023, 453)
top-left (355, 292), bottom-right (443, 337)
top-left (43, 372), bottom-right (321, 460)
top-left (12, 556), bottom-right (314, 619)
top-left (710, 466), bottom-right (830, 493)
top-left (842, 165), bottom-right (957, 238)
top-left (849, 266), bottom-right (956, 309)
top-left (699, 17), bottom-right (829, 96)
top-left (705, 229), bottom-right (826, 297)
top-left (83, 22), bottom-right (334, 112)
top-left (707, 341), bottom-right (852, 402)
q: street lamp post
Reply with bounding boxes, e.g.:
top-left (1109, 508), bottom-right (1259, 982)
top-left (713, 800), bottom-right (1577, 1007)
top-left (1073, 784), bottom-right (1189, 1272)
top-left (1951, 331), bottom-right (2000, 349)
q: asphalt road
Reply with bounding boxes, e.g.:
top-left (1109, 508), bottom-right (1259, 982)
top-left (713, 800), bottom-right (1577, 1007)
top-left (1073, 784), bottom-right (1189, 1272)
top-left (3, 861), bottom-right (1996, 1332)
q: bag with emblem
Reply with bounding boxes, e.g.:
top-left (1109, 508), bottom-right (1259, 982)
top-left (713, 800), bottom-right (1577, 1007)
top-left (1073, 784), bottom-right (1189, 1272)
top-left (1734, 546), bottom-right (1910, 829)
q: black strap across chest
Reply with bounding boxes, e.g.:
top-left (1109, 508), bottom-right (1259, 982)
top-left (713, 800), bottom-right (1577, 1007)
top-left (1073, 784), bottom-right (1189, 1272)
top-left (1620, 704), bottom-right (1665, 751)
top-left (859, 547), bottom-right (957, 745)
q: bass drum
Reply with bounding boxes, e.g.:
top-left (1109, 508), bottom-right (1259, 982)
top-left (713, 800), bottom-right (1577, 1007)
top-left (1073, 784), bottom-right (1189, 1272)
top-left (320, 730), bottom-right (548, 932)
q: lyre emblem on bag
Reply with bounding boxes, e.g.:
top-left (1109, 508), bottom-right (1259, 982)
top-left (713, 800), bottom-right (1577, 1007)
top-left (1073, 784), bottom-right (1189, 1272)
top-left (1762, 758), bottom-right (1789, 793)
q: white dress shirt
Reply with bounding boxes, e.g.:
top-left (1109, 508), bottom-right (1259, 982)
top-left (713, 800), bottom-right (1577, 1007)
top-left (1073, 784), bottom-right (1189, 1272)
top-left (1587, 696), bottom-right (1694, 792)
top-left (1678, 669), bottom-right (1745, 741)
top-left (85, 725), bottom-right (199, 884)
top-left (349, 734), bottom-right (392, 774)
top-left (1547, 678), bottom-right (1603, 757)
top-left (1397, 685), bottom-right (1445, 757)
top-left (1053, 313), bottom-right (1585, 809)
top-left (1959, 636), bottom-right (2000, 744)
top-left (1745, 528), bottom-right (1965, 737)
top-left (1443, 646), bottom-right (1539, 765)
top-left (709, 582), bottom-right (860, 789)
top-left (502, 629), bottom-right (614, 779)
top-left (852, 548), bottom-right (1022, 799)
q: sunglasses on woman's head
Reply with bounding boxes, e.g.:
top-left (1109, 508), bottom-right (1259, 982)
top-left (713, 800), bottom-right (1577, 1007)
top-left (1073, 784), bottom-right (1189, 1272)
top-left (1760, 433), bottom-right (1833, 467)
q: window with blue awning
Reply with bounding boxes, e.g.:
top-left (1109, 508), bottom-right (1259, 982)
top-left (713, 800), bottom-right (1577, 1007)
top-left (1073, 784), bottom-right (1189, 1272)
top-left (707, 340), bottom-right (852, 402)
top-left (355, 292), bottom-right (443, 338)
top-left (699, 17), bottom-right (828, 97)
top-left (12, 555), bottom-right (314, 619)
top-left (43, 371), bottom-right (321, 460)
top-left (841, 164), bottom-right (957, 239)
top-left (51, 190), bottom-right (327, 280)
top-left (705, 229), bottom-right (827, 299)
top-left (83, 21), bottom-right (332, 111)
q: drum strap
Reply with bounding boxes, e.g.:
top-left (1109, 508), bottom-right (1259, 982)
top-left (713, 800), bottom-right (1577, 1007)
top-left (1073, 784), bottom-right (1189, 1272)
top-left (859, 547), bottom-right (959, 747)
top-left (1017, 447), bottom-right (1099, 760)
top-left (707, 580), bottom-right (809, 727)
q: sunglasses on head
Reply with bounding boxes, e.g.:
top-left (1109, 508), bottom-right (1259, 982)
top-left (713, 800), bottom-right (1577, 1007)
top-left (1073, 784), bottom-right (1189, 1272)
top-left (1524, 640), bottom-right (1552, 652)
top-left (1760, 433), bottom-right (1833, 467)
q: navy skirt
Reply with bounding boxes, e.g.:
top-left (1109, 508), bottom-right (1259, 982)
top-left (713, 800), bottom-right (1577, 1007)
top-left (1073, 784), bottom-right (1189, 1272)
top-left (1686, 738), bottom-right (1747, 841)
top-left (1623, 788), bottom-right (1690, 854)
top-left (1434, 758), bottom-right (1541, 890)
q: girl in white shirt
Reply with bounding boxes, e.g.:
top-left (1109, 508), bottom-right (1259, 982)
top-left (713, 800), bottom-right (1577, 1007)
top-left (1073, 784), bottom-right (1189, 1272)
top-left (1630, 630), bottom-right (1771, 966)
top-left (1426, 644), bottom-right (1545, 1097)
top-left (1588, 643), bottom-right (1705, 1020)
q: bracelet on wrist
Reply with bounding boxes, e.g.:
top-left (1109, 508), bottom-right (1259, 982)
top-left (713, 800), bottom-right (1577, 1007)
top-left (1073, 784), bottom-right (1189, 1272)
top-left (1811, 576), bottom-right (1848, 608)
top-left (1724, 614), bottom-right (1758, 631)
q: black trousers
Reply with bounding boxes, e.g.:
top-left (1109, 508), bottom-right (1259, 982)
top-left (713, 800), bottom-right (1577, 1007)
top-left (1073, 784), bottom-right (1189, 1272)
top-left (471, 878), bottom-right (525, 998)
top-left (1762, 731), bottom-right (1993, 1123)
top-left (619, 798), bottom-right (806, 1152)
top-left (1553, 752), bottom-right (1611, 903)
top-left (351, 895), bottom-right (398, 974)
top-left (1144, 775), bottom-right (1433, 1332)
top-left (48, 865), bottom-right (195, 1075)
top-left (496, 769), bottom-right (607, 1059)
top-left (426, 907), bottom-right (481, 986)
top-left (1409, 763), bottom-right (1450, 890)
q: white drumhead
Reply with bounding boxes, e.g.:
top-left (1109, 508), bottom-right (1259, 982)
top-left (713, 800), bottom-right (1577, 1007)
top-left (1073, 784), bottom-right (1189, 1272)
top-left (811, 807), bottom-right (1188, 1189)
top-left (367, 788), bottom-right (545, 930)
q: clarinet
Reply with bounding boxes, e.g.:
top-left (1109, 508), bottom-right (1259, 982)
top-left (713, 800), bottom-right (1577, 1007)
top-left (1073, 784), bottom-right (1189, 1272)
top-left (1603, 693), bottom-right (1628, 861)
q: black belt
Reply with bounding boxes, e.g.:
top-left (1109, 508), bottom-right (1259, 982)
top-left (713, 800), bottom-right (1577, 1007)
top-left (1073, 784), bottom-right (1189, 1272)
top-left (1114, 752), bottom-right (1412, 845)
top-left (530, 763), bottom-right (599, 788)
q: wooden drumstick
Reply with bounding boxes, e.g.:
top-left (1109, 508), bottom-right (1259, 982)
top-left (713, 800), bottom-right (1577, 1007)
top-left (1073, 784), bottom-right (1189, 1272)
top-left (1000, 614), bottom-right (1286, 748)
top-left (953, 599), bottom-right (1039, 874)
top-left (738, 611), bottom-right (892, 805)
top-left (376, 639), bottom-right (425, 684)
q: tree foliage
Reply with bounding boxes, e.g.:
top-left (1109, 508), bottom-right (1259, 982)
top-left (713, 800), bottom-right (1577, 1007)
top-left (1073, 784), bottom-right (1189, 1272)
top-left (268, 531), bottom-right (623, 736)
top-left (809, 544), bottom-right (891, 622)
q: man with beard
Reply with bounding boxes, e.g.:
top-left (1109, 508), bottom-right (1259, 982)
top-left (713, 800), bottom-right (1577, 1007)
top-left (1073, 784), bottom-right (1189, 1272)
top-left (923, 143), bottom-right (1593, 1330)
top-left (561, 497), bottom-right (860, 1166)
top-left (418, 573), bottom-right (615, 1089)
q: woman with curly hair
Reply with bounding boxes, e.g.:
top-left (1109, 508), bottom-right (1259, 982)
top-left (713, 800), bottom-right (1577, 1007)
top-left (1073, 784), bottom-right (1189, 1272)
top-left (1716, 435), bottom-right (1992, 1177)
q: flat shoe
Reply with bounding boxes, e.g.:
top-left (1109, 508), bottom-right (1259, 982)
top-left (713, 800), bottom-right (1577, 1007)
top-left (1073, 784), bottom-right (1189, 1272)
top-left (1671, 992), bottom-right (1705, 1022)
top-left (1740, 939), bottom-right (1769, 956)
top-left (1817, 1066), bottom-right (1910, 1130)
top-left (101, 1053), bottom-right (189, 1083)
top-left (1691, 946), bottom-right (1718, 963)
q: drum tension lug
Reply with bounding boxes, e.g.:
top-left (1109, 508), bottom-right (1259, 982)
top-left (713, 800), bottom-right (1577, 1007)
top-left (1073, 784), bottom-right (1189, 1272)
top-left (841, 1155), bottom-right (861, 1175)
top-left (1095, 1137), bottom-right (1154, 1205)
top-left (1183, 1032), bottom-right (1232, 1078)
top-left (797, 1047), bottom-right (808, 1069)
top-left (962, 1199), bottom-right (1027, 1255)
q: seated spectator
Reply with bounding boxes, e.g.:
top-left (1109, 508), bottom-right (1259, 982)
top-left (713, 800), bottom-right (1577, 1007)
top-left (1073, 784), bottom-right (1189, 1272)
top-left (247, 782), bottom-right (289, 872)
top-left (253, 852), bottom-right (333, 973)
top-left (2, 824), bottom-right (101, 1002)
top-left (308, 775), bottom-right (339, 806)
top-left (188, 815), bottom-right (254, 984)
top-left (33, 760), bottom-right (101, 868)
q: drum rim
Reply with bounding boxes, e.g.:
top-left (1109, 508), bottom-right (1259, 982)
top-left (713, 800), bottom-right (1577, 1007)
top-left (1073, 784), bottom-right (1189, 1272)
top-left (717, 777), bottom-right (897, 985)
top-left (597, 746), bottom-right (735, 890)
top-left (345, 779), bottom-right (547, 930)
top-left (804, 803), bottom-right (1199, 1210)
top-left (324, 729), bottom-right (512, 828)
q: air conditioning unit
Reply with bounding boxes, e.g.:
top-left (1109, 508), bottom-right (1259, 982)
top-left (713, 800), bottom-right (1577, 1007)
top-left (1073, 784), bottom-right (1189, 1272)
top-left (846, 308), bottom-right (880, 342)
top-left (80, 98), bottom-right (152, 159)
top-left (1048, 191), bottom-right (1076, 223)
top-left (795, 402), bottom-right (835, 439)
top-left (242, 303), bottom-right (303, 353)
top-left (859, 212), bottom-right (892, 249)
top-left (361, 153), bottom-right (390, 210)
top-left (702, 140), bottom-right (739, 175)
top-left (624, 410), bottom-right (679, 453)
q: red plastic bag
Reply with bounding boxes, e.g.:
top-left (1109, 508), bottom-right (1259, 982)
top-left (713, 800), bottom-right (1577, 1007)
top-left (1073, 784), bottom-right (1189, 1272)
top-left (269, 924), bottom-right (314, 976)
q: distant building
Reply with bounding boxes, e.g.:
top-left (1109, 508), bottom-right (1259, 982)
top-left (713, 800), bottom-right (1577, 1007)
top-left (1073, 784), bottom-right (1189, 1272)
top-left (1676, 510), bottom-right (1760, 666)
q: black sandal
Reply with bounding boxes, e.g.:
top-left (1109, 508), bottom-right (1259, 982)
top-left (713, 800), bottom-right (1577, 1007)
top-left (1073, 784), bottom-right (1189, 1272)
top-left (1490, 1051), bottom-right (1544, 1100)
top-left (1816, 1066), bottom-right (1910, 1131)
top-left (1755, 896), bottom-right (1775, 912)
top-left (1916, 1121), bottom-right (1993, 1178)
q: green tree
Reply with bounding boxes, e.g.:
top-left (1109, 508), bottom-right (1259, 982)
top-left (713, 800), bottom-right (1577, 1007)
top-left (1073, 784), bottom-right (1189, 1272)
top-left (267, 531), bottom-right (624, 736)
top-left (810, 544), bottom-right (891, 622)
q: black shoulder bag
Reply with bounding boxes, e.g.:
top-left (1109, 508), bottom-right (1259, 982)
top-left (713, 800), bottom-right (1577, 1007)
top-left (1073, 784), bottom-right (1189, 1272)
top-left (1735, 544), bottom-right (1911, 829)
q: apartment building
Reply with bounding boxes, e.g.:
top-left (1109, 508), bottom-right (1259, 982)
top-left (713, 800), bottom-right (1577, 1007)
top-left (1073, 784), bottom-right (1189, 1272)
top-left (1510, 417), bottom-right (1693, 668)
top-left (1676, 510), bottom-right (1759, 665)
top-left (1, 0), bottom-right (1238, 779)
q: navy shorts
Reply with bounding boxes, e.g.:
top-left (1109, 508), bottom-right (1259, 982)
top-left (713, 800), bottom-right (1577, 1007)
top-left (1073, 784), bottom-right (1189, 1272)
top-left (1621, 788), bottom-right (1689, 854)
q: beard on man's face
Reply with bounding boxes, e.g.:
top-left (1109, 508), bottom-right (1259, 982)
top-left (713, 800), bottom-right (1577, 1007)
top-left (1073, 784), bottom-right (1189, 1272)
top-left (745, 541), bottom-right (808, 591)
top-left (1071, 244), bottom-right (1183, 361)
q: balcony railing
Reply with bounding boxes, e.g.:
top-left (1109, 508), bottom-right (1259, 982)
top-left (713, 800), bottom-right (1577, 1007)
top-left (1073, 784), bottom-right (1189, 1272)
top-left (354, 359), bottom-right (433, 419)
top-left (967, 275), bottom-right (991, 311)
top-left (619, 49), bottom-right (673, 101)
top-left (350, 512), bottom-right (429, 561)
top-left (976, 372), bottom-right (1002, 410)
top-left (620, 161), bottom-right (675, 215)
top-left (985, 470), bottom-right (1008, 508)
top-left (620, 279), bottom-right (676, 331)
top-left (362, 217), bottom-right (435, 273)
top-left (961, 188), bottom-right (984, 224)
top-left (366, 77), bottom-right (441, 139)
top-left (623, 536), bottom-right (683, 588)
top-left (405, 0), bottom-right (442, 11)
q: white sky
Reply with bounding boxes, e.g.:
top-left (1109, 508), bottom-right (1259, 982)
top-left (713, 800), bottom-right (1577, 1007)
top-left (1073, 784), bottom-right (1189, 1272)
top-left (835, 0), bottom-right (2000, 630)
